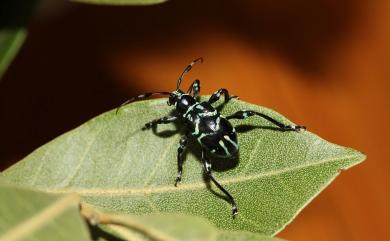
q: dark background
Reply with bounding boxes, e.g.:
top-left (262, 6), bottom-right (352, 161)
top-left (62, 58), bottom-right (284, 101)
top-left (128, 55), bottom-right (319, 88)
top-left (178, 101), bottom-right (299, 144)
top-left (1, 0), bottom-right (389, 240)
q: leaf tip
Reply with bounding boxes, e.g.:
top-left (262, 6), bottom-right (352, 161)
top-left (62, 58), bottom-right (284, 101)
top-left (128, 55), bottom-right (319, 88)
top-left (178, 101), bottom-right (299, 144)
top-left (339, 148), bottom-right (366, 172)
top-left (350, 149), bottom-right (367, 164)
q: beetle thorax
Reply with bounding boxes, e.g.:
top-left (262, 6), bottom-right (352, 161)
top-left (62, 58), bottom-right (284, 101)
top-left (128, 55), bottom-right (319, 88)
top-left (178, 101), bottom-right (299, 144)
top-left (168, 91), bottom-right (197, 114)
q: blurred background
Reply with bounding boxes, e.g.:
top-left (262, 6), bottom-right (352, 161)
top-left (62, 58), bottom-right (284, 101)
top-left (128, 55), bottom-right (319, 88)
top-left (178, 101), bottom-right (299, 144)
top-left (0, 0), bottom-right (389, 240)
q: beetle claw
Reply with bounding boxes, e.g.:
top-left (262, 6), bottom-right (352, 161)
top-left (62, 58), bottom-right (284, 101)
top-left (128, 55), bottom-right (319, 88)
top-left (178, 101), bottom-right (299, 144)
top-left (232, 206), bottom-right (239, 217)
top-left (285, 125), bottom-right (306, 132)
top-left (174, 177), bottom-right (181, 187)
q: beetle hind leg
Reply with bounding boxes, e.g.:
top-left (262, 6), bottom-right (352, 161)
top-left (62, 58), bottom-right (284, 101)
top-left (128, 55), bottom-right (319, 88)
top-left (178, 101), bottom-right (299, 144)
top-left (202, 148), bottom-right (238, 216)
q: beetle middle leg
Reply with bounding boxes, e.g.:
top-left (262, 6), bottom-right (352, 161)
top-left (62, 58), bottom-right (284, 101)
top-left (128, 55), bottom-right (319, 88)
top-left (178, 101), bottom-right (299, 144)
top-left (226, 110), bottom-right (305, 131)
top-left (142, 116), bottom-right (177, 130)
top-left (175, 134), bottom-right (188, 186)
top-left (202, 148), bottom-right (238, 216)
top-left (208, 88), bottom-right (238, 105)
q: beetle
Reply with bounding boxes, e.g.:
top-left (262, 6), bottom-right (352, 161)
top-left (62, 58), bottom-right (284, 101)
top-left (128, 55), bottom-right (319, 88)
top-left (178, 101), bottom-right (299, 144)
top-left (117, 58), bottom-right (305, 216)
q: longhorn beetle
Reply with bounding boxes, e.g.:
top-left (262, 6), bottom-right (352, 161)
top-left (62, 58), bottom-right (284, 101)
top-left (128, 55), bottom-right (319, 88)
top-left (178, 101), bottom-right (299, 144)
top-left (117, 58), bottom-right (306, 216)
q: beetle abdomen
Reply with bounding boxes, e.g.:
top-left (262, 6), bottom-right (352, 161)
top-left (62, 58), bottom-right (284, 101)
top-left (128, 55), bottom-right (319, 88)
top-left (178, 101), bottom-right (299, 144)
top-left (197, 116), bottom-right (238, 158)
top-left (184, 102), bottom-right (239, 158)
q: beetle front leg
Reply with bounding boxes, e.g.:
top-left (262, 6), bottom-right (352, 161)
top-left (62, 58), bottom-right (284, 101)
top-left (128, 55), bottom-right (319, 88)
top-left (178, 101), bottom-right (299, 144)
top-left (226, 110), bottom-right (306, 131)
top-left (143, 116), bottom-right (177, 130)
top-left (175, 134), bottom-right (188, 186)
top-left (187, 79), bottom-right (201, 99)
top-left (208, 88), bottom-right (238, 105)
top-left (202, 148), bottom-right (238, 216)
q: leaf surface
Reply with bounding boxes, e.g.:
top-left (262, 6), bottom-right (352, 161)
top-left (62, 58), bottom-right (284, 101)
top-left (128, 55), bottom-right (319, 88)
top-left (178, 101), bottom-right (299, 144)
top-left (2, 98), bottom-right (365, 235)
top-left (217, 230), bottom-right (285, 241)
top-left (0, 182), bottom-right (91, 241)
top-left (83, 210), bottom-right (285, 241)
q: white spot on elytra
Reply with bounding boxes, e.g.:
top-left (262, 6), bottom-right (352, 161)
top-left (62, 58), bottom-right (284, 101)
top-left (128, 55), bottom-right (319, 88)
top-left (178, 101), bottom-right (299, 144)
top-left (219, 140), bottom-right (230, 155)
top-left (216, 117), bottom-right (221, 130)
top-left (224, 135), bottom-right (238, 149)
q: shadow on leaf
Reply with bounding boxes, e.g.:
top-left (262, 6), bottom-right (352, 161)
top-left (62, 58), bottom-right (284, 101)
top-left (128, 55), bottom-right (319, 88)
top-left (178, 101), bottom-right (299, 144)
top-left (88, 223), bottom-right (127, 241)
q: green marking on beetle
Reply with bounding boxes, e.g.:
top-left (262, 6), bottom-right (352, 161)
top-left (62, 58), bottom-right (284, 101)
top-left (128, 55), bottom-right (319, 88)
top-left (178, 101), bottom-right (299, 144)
top-left (224, 135), bottom-right (238, 149)
top-left (219, 139), bottom-right (230, 156)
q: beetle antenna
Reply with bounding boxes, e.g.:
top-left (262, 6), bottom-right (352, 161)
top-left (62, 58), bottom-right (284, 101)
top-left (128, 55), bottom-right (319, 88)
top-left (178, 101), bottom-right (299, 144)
top-left (176, 57), bottom-right (203, 90)
top-left (116, 91), bottom-right (171, 114)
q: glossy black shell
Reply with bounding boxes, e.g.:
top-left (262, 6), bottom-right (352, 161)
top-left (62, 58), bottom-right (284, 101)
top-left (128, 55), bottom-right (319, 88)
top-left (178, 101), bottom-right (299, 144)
top-left (182, 101), bottom-right (238, 158)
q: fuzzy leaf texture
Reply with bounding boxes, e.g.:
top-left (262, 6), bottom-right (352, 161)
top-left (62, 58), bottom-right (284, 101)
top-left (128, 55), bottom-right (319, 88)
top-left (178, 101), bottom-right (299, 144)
top-left (2, 98), bottom-right (365, 235)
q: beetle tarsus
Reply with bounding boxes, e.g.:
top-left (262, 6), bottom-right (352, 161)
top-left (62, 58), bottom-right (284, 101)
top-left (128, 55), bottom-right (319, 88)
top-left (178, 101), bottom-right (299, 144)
top-left (232, 206), bottom-right (239, 217)
top-left (174, 174), bottom-right (182, 187)
top-left (285, 125), bottom-right (306, 132)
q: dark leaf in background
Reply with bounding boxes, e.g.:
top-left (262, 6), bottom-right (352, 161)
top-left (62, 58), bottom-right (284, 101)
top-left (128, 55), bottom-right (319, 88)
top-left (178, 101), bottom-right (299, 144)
top-left (0, 0), bottom-right (37, 80)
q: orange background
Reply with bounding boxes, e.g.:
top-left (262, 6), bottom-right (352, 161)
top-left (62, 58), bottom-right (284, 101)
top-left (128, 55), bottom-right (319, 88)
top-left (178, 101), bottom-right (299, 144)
top-left (0, 1), bottom-right (389, 240)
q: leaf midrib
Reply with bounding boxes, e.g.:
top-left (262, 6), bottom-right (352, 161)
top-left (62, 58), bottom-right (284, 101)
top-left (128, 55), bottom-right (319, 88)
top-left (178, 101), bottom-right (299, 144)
top-left (32, 153), bottom-right (361, 196)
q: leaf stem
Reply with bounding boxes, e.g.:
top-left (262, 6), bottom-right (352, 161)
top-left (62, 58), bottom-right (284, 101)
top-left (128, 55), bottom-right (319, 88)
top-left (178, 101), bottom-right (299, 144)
top-left (80, 203), bottom-right (177, 241)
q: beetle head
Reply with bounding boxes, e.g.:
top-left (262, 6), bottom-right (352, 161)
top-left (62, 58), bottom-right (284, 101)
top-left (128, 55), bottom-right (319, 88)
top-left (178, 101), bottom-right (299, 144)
top-left (168, 90), bottom-right (196, 113)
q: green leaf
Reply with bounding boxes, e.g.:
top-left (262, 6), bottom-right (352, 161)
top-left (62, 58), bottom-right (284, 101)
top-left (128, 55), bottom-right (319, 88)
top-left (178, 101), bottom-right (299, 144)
top-left (71, 0), bottom-right (168, 6)
top-left (134, 215), bottom-right (286, 241)
top-left (217, 230), bottom-right (285, 241)
top-left (0, 0), bottom-right (37, 80)
top-left (81, 207), bottom-right (285, 241)
top-left (0, 181), bottom-right (91, 241)
top-left (2, 98), bottom-right (366, 235)
top-left (85, 210), bottom-right (217, 241)
top-left (0, 181), bottom-right (283, 241)
top-left (0, 29), bottom-right (26, 79)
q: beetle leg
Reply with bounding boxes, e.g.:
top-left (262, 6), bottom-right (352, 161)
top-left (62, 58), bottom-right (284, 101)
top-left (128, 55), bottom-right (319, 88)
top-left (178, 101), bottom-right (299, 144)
top-left (202, 148), bottom-right (238, 216)
top-left (175, 134), bottom-right (188, 186)
top-left (226, 110), bottom-right (306, 131)
top-left (208, 88), bottom-right (238, 105)
top-left (143, 116), bottom-right (177, 130)
top-left (187, 79), bottom-right (201, 99)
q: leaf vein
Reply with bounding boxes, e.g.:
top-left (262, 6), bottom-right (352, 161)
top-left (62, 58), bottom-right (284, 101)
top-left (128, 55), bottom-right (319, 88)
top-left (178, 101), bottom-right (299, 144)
top-left (241, 132), bottom-right (264, 174)
top-left (37, 154), bottom-right (359, 196)
top-left (61, 125), bottom-right (102, 187)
